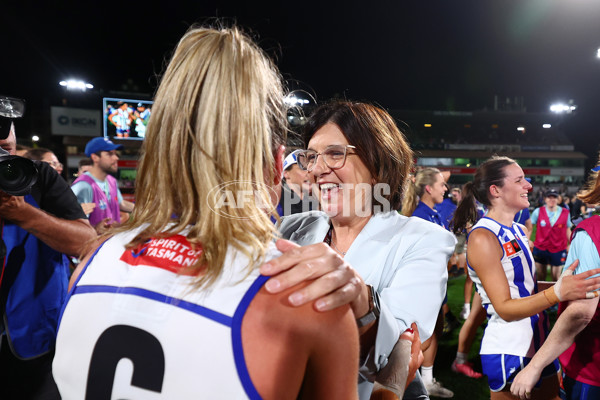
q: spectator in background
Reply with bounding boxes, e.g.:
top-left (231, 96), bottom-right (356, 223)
top-left (558, 193), bottom-right (570, 211)
top-left (24, 147), bottom-right (64, 176)
top-left (531, 189), bottom-right (572, 281)
top-left (15, 143), bottom-right (30, 156)
top-left (75, 158), bottom-right (95, 215)
top-left (71, 137), bottom-right (134, 234)
top-left (570, 193), bottom-right (585, 225)
top-left (76, 157), bottom-right (93, 177)
top-left (276, 149), bottom-right (317, 216)
top-left (514, 206), bottom-right (533, 232)
top-left (436, 183), bottom-right (457, 230)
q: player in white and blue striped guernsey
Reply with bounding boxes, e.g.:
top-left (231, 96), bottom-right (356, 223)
top-left (451, 156), bottom-right (600, 400)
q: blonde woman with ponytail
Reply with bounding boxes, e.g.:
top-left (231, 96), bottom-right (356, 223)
top-left (52, 26), bottom-right (360, 400)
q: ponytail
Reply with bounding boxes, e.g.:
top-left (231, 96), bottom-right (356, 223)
top-left (401, 179), bottom-right (418, 216)
top-left (401, 167), bottom-right (441, 216)
top-left (451, 182), bottom-right (478, 234)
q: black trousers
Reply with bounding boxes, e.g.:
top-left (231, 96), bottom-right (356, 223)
top-left (0, 335), bottom-right (61, 400)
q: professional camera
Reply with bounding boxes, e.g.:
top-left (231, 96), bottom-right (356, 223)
top-left (0, 96), bottom-right (38, 196)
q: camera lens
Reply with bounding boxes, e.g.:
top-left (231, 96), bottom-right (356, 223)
top-left (0, 156), bottom-right (38, 196)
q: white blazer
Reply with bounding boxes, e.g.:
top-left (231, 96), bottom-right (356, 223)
top-left (279, 210), bottom-right (455, 396)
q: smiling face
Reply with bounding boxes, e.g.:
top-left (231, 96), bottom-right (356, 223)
top-left (307, 122), bottom-right (374, 221)
top-left (426, 173), bottom-right (447, 205)
top-left (495, 163), bottom-right (532, 212)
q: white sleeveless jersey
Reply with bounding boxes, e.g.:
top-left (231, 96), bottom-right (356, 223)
top-left (467, 217), bottom-right (549, 357)
top-left (53, 228), bottom-right (280, 400)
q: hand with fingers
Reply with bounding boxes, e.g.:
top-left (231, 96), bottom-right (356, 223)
top-left (510, 363), bottom-right (539, 400)
top-left (551, 260), bottom-right (600, 302)
top-left (260, 239), bottom-right (366, 315)
top-left (371, 323), bottom-right (424, 400)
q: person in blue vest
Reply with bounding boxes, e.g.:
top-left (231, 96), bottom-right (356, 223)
top-left (0, 114), bottom-right (96, 399)
top-left (530, 188), bottom-right (572, 281)
top-left (71, 137), bottom-right (135, 234)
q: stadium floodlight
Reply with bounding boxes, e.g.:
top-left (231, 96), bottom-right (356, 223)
top-left (542, 124), bottom-right (552, 129)
top-left (549, 103), bottom-right (576, 113)
top-left (284, 95), bottom-right (310, 106)
top-left (32, 135), bottom-right (40, 142)
top-left (597, 48), bottom-right (600, 58)
top-left (59, 79), bottom-right (94, 91)
top-left (517, 126), bottom-right (525, 132)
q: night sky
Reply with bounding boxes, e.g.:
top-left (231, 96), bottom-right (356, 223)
top-left (2, 1), bottom-right (600, 159)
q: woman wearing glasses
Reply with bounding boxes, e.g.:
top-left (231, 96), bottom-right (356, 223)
top-left (276, 100), bottom-right (456, 399)
top-left (24, 147), bottom-right (64, 176)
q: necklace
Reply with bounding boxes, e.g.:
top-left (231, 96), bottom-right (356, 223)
top-left (325, 225), bottom-right (347, 256)
top-left (330, 238), bottom-right (347, 256)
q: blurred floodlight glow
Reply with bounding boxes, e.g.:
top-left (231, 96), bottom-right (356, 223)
top-left (32, 135), bottom-right (40, 142)
top-left (283, 95), bottom-right (310, 106)
top-left (550, 103), bottom-right (576, 113)
top-left (597, 48), bottom-right (600, 58)
top-left (517, 126), bottom-right (525, 131)
top-left (543, 124), bottom-right (552, 129)
top-left (59, 79), bottom-right (94, 91)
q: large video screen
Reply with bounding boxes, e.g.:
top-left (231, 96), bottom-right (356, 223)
top-left (103, 97), bottom-right (153, 140)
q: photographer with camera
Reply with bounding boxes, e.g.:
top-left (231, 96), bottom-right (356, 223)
top-left (0, 96), bottom-right (96, 399)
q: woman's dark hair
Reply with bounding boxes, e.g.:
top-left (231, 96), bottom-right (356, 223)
top-left (451, 156), bottom-right (516, 234)
top-left (302, 100), bottom-right (413, 211)
top-left (23, 147), bottom-right (52, 161)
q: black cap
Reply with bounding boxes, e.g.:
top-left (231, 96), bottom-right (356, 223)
top-left (545, 189), bottom-right (559, 198)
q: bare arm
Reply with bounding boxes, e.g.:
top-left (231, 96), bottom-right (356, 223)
top-left (0, 193), bottom-right (96, 257)
top-left (120, 199), bottom-right (135, 213)
top-left (243, 282), bottom-right (359, 400)
top-left (524, 218), bottom-right (533, 234)
top-left (511, 296), bottom-right (599, 399)
top-left (468, 230), bottom-right (600, 321)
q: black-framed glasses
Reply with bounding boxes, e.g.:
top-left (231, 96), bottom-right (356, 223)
top-left (296, 145), bottom-right (356, 172)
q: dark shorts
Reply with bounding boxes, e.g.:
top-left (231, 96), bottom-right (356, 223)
top-left (561, 374), bottom-right (600, 400)
top-left (481, 354), bottom-right (560, 392)
top-left (533, 247), bottom-right (567, 267)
